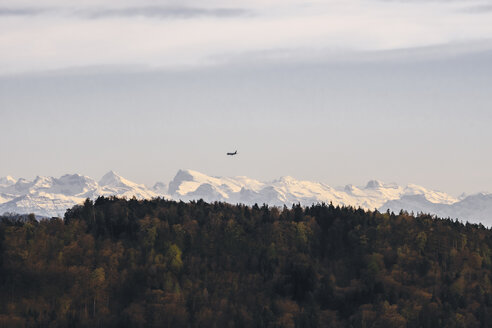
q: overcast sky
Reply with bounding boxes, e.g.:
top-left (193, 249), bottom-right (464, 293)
top-left (1, 0), bottom-right (492, 195)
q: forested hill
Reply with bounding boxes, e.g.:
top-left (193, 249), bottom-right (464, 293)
top-left (1, 198), bottom-right (491, 327)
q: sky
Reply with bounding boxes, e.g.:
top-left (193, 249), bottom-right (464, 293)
top-left (1, 0), bottom-right (492, 195)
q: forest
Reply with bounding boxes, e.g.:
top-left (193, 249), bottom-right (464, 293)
top-left (0, 197), bottom-right (491, 327)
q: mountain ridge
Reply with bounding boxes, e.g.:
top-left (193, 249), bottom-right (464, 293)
top-left (0, 169), bottom-right (490, 225)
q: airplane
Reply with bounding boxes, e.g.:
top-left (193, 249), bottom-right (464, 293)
top-left (227, 150), bottom-right (238, 156)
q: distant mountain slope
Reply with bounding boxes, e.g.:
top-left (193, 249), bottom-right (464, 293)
top-left (380, 193), bottom-right (492, 225)
top-left (0, 169), bottom-right (490, 225)
top-left (168, 169), bottom-right (458, 209)
top-left (0, 172), bottom-right (160, 217)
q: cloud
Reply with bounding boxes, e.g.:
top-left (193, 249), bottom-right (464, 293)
top-left (461, 4), bottom-right (492, 13)
top-left (81, 7), bottom-right (252, 19)
top-left (2, 0), bottom-right (492, 75)
top-left (0, 6), bottom-right (251, 19)
top-left (0, 8), bottom-right (47, 16)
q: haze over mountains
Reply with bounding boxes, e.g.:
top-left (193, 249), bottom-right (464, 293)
top-left (1, 169), bottom-right (491, 225)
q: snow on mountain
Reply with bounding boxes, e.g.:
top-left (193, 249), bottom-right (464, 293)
top-left (0, 174), bottom-right (99, 198)
top-left (98, 171), bottom-right (158, 199)
top-left (0, 193), bottom-right (15, 204)
top-left (402, 184), bottom-right (457, 205)
top-left (167, 169), bottom-right (458, 210)
top-left (0, 171), bottom-right (159, 217)
top-left (380, 193), bottom-right (492, 226)
top-left (152, 182), bottom-right (168, 194)
top-left (53, 174), bottom-right (99, 196)
top-left (0, 169), bottom-right (491, 225)
top-left (166, 170), bottom-right (492, 224)
top-left (0, 176), bottom-right (16, 187)
top-left (0, 194), bottom-right (83, 218)
top-left (168, 169), bottom-right (264, 199)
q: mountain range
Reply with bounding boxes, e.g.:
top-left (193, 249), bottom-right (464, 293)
top-left (0, 169), bottom-right (491, 225)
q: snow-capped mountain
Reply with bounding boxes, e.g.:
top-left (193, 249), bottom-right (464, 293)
top-left (166, 170), bottom-right (490, 225)
top-left (152, 182), bottom-right (168, 195)
top-left (167, 169), bottom-right (458, 209)
top-left (0, 176), bottom-right (16, 187)
top-left (0, 169), bottom-right (491, 225)
top-left (98, 171), bottom-right (157, 199)
top-left (380, 193), bottom-right (492, 225)
top-left (0, 172), bottom-right (159, 217)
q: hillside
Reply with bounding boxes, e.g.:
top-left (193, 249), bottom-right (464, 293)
top-left (0, 198), bottom-right (491, 327)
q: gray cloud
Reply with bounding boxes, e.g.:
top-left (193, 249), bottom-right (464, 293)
top-left (461, 4), bottom-right (492, 13)
top-left (79, 6), bottom-right (252, 19)
top-left (0, 6), bottom-right (252, 19)
top-left (0, 8), bottom-right (47, 16)
top-left (377, 0), bottom-right (468, 3)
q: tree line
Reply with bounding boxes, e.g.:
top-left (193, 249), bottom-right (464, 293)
top-left (0, 197), bottom-right (491, 327)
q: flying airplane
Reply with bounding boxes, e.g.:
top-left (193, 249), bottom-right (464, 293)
top-left (227, 150), bottom-right (238, 156)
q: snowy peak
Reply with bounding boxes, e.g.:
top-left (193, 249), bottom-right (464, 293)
top-left (168, 169), bottom-right (264, 198)
top-left (99, 171), bottom-right (145, 190)
top-left (403, 184), bottom-right (458, 205)
top-left (0, 173), bottom-right (100, 198)
top-left (99, 170), bottom-right (126, 188)
top-left (1, 169), bottom-right (491, 226)
top-left (0, 176), bottom-right (16, 187)
top-left (165, 171), bottom-right (492, 224)
top-left (98, 171), bottom-right (158, 199)
top-left (275, 176), bottom-right (297, 184)
top-left (50, 174), bottom-right (99, 197)
top-left (152, 182), bottom-right (168, 194)
top-left (365, 180), bottom-right (384, 189)
top-left (0, 171), bottom-right (159, 217)
top-left (168, 169), bottom-right (198, 195)
top-left (166, 172), bottom-right (457, 211)
top-left (379, 192), bottom-right (492, 226)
